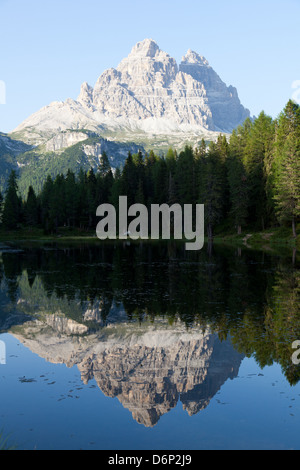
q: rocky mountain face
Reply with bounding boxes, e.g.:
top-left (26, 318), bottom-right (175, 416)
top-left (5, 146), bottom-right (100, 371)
top-left (179, 49), bottom-right (250, 132)
top-left (1, 266), bottom-right (244, 428)
top-left (9, 314), bottom-right (243, 427)
top-left (12, 39), bottom-right (250, 148)
top-left (2, 39), bottom-right (251, 192)
top-left (78, 333), bottom-right (243, 427)
top-left (78, 39), bottom-right (213, 131)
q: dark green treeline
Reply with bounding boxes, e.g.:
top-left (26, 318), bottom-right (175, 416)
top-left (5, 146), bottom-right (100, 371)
top-left (0, 100), bottom-right (299, 237)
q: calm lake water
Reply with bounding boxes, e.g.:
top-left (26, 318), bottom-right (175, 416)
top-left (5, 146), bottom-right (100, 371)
top-left (0, 241), bottom-right (299, 450)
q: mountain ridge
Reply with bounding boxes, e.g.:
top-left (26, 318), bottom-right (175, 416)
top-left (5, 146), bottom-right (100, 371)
top-left (1, 39), bottom-right (252, 194)
top-left (12, 39), bottom-right (251, 145)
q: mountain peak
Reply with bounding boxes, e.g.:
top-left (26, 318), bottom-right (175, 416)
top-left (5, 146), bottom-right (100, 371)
top-left (14, 39), bottom-right (251, 141)
top-left (181, 49), bottom-right (209, 67)
top-left (129, 38), bottom-right (160, 58)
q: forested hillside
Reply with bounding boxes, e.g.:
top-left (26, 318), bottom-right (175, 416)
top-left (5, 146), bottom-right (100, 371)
top-left (0, 101), bottom-right (299, 239)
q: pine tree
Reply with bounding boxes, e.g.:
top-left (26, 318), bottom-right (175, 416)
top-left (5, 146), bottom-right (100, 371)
top-left (165, 148), bottom-right (177, 176)
top-left (133, 150), bottom-right (145, 203)
top-left (2, 170), bottom-right (21, 230)
top-left (273, 100), bottom-right (300, 237)
top-left (199, 142), bottom-right (225, 239)
top-left (135, 179), bottom-right (145, 205)
top-left (98, 151), bottom-right (111, 177)
top-left (227, 153), bottom-right (249, 234)
top-left (0, 191), bottom-right (3, 225)
top-left (86, 168), bottom-right (97, 228)
top-left (25, 186), bottom-right (38, 227)
top-left (121, 152), bottom-right (137, 206)
top-left (110, 167), bottom-right (122, 209)
top-left (77, 168), bottom-right (89, 229)
top-left (144, 150), bottom-right (157, 207)
top-left (175, 145), bottom-right (195, 205)
top-left (49, 174), bottom-right (66, 232)
top-left (152, 157), bottom-right (167, 204)
top-left (40, 175), bottom-right (54, 232)
top-left (244, 111), bottom-right (274, 229)
top-left (65, 170), bottom-right (78, 227)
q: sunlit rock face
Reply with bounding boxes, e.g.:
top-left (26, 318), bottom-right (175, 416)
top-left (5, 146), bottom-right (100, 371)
top-left (13, 39), bottom-right (250, 143)
top-left (179, 49), bottom-right (250, 132)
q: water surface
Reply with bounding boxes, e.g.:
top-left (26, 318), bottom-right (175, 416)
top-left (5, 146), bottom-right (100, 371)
top-left (0, 241), bottom-right (299, 450)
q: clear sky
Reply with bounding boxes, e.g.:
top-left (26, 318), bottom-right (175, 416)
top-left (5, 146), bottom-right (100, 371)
top-left (0, 0), bottom-right (300, 133)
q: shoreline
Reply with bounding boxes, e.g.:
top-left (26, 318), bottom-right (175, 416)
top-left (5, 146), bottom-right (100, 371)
top-left (0, 226), bottom-right (298, 255)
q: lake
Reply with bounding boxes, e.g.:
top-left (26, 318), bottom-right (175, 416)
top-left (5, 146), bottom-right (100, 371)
top-left (0, 241), bottom-right (299, 450)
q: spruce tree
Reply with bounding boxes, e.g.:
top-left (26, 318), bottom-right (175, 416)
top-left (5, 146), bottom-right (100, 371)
top-left (175, 145), bottom-right (195, 205)
top-left (86, 168), bottom-right (97, 228)
top-left (65, 170), bottom-right (78, 227)
top-left (273, 100), bottom-right (300, 237)
top-left (199, 142), bottom-right (225, 239)
top-left (110, 167), bottom-right (122, 210)
top-left (0, 191), bottom-right (3, 225)
top-left (227, 153), bottom-right (249, 234)
top-left (244, 111), bottom-right (274, 229)
top-left (152, 157), bottom-right (167, 204)
top-left (2, 170), bottom-right (21, 230)
top-left (121, 152), bottom-right (136, 206)
top-left (98, 151), bottom-right (111, 177)
top-left (25, 186), bottom-right (38, 227)
top-left (40, 175), bottom-right (54, 232)
top-left (49, 174), bottom-right (66, 232)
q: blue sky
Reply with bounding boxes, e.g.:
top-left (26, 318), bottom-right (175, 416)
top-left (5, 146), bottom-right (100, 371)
top-left (0, 0), bottom-right (300, 133)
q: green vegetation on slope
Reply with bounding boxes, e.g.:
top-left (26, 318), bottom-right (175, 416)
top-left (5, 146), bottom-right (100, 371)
top-left (0, 100), bottom-right (299, 244)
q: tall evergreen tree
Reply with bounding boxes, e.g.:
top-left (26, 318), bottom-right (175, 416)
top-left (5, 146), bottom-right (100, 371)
top-left (152, 157), bottom-right (167, 204)
top-left (25, 185), bottom-right (39, 227)
top-left (40, 175), bottom-right (54, 232)
top-left (65, 170), bottom-right (78, 227)
top-left (244, 111), bottom-right (275, 229)
top-left (98, 151), bottom-right (111, 177)
top-left (49, 174), bottom-right (66, 232)
top-left (0, 190), bottom-right (3, 225)
top-left (144, 150), bottom-right (157, 207)
top-left (175, 145), bottom-right (195, 205)
top-left (199, 142), bottom-right (225, 239)
top-left (121, 152), bottom-right (137, 206)
top-left (110, 167), bottom-right (122, 209)
top-left (227, 152), bottom-right (249, 234)
top-left (273, 101), bottom-right (300, 237)
top-left (86, 168), bottom-right (97, 228)
top-left (77, 168), bottom-right (89, 229)
top-left (2, 170), bottom-right (21, 230)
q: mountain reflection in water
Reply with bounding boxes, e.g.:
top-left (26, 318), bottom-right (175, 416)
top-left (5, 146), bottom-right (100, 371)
top-left (0, 241), bottom-right (299, 426)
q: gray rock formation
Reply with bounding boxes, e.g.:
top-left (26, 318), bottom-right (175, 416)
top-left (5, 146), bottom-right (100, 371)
top-left (12, 39), bottom-right (251, 147)
top-left (45, 131), bottom-right (89, 152)
top-left (179, 49), bottom-right (250, 132)
top-left (78, 333), bottom-right (243, 427)
top-left (9, 315), bottom-right (244, 427)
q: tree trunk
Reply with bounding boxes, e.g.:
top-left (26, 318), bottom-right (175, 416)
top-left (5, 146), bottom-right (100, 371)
top-left (292, 248), bottom-right (296, 266)
top-left (207, 224), bottom-right (213, 240)
top-left (292, 218), bottom-right (297, 238)
top-left (207, 239), bottom-right (213, 257)
top-left (237, 225), bottom-right (242, 235)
